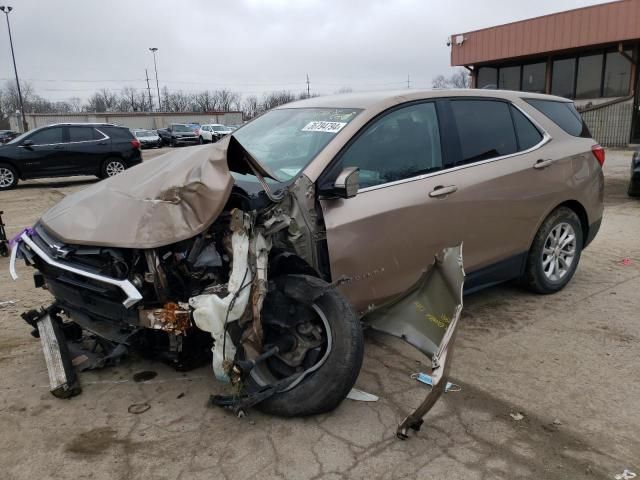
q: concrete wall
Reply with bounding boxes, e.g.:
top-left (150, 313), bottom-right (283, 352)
top-left (581, 99), bottom-right (634, 148)
top-left (9, 112), bottom-right (243, 132)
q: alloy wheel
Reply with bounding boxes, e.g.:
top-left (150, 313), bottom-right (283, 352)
top-left (105, 161), bottom-right (125, 177)
top-left (0, 167), bottom-right (15, 188)
top-left (542, 222), bottom-right (577, 282)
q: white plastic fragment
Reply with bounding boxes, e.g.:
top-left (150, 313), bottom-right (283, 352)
top-left (510, 412), bottom-right (524, 421)
top-left (189, 229), bottom-right (252, 382)
top-left (347, 388), bottom-right (379, 402)
top-left (615, 470), bottom-right (637, 480)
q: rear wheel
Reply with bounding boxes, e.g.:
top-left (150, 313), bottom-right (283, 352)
top-left (0, 163), bottom-right (18, 190)
top-left (199, 136), bottom-right (204, 144)
top-left (244, 275), bottom-right (363, 417)
top-left (101, 158), bottom-right (126, 179)
top-left (521, 207), bottom-right (583, 294)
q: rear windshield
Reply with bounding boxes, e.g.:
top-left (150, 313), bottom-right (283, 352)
top-left (172, 124), bottom-right (192, 132)
top-left (524, 99), bottom-right (590, 137)
top-left (134, 130), bottom-right (154, 137)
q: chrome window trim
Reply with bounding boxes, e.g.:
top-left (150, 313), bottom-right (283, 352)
top-left (16, 233), bottom-right (142, 308)
top-left (19, 127), bottom-right (110, 147)
top-left (357, 101), bottom-right (552, 194)
top-left (67, 127), bottom-right (110, 145)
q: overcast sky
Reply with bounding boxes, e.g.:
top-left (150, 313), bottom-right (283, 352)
top-left (0, 0), bottom-right (609, 102)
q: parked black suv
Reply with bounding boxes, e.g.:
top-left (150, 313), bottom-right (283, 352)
top-left (0, 123), bottom-right (142, 191)
top-left (157, 124), bottom-right (199, 147)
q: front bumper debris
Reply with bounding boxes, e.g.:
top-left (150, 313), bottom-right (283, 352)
top-left (365, 245), bottom-right (464, 439)
top-left (10, 230), bottom-right (143, 308)
top-left (22, 307), bottom-right (81, 399)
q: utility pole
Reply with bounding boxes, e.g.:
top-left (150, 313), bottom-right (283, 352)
top-left (306, 74), bottom-right (310, 98)
top-left (407, 74), bottom-right (411, 89)
top-left (0, 6), bottom-right (27, 132)
top-left (149, 47), bottom-right (161, 111)
top-left (145, 69), bottom-right (153, 112)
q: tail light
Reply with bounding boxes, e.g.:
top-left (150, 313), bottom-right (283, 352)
top-left (195, 128), bottom-right (200, 136)
top-left (131, 139), bottom-right (141, 150)
top-left (591, 144), bottom-right (605, 167)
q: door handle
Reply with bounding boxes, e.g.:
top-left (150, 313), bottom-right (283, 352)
top-left (429, 185), bottom-right (457, 198)
top-left (533, 159), bottom-right (554, 169)
top-left (53, 145), bottom-right (64, 150)
top-left (97, 142), bottom-right (107, 145)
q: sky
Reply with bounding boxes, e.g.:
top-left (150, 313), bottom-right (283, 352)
top-left (0, 0), bottom-right (610, 102)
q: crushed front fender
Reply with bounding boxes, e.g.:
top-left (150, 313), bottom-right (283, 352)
top-left (364, 244), bottom-right (464, 439)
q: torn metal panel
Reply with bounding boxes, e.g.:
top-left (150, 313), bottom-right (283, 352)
top-left (365, 244), bottom-right (464, 439)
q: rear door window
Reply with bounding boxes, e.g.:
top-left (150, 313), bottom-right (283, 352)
top-left (510, 106), bottom-right (543, 150)
top-left (68, 127), bottom-right (96, 142)
top-left (450, 99), bottom-right (517, 164)
top-left (28, 127), bottom-right (64, 145)
top-left (524, 99), bottom-right (589, 137)
top-left (338, 102), bottom-right (443, 188)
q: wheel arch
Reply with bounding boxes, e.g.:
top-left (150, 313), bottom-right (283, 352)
top-left (527, 199), bottom-right (590, 255)
top-left (0, 159), bottom-right (23, 179)
top-left (269, 249), bottom-right (321, 279)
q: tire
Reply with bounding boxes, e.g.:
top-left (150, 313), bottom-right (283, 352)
top-left (101, 158), bottom-right (126, 179)
top-left (198, 136), bottom-right (204, 144)
top-left (170, 138), bottom-right (176, 147)
top-left (628, 181), bottom-right (640, 197)
top-left (245, 274), bottom-right (364, 417)
top-left (156, 140), bottom-right (162, 148)
top-left (0, 163), bottom-right (18, 190)
top-left (521, 207), bottom-right (583, 294)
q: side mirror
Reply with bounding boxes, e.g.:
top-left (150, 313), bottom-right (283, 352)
top-left (167, 127), bottom-right (172, 132)
top-left (22, 139), bottom-right (34, 147)
top-left (332, 167), bottom-right (360, 199)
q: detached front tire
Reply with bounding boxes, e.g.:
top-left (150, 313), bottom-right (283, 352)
top-left (0, 163), bottom-right (18, 190)
top-left (522, 207), bottom-right (583, 294)
top-left (245, 275), bottom-right (363, 417)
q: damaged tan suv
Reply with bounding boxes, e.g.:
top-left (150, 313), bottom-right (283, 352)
top-left (10, 90), bottom-right (603, 437)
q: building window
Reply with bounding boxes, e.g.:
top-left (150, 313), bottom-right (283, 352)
top-left (477, 67), bottom-right (497, 89)
top-left (522, 62), bottom-right (546, 93)
top-left (551, 58), bottom-right (576, 98)
top-left (498, 66), bottom-right (520, 90)
top-left (603, 50), bottom-right (632, 97)
top-left (576, 53), bottom-right (604, 99)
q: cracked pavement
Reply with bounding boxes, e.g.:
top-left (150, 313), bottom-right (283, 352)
top-left (0, 148), bottom-right (638, 479)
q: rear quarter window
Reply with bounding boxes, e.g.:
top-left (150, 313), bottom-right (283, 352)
top-left (102, 127), bottom-right (135, 141)
top-left (510, 106), bottom-right (543, 150)
top-left (524, 99), bottom-right (590, 138)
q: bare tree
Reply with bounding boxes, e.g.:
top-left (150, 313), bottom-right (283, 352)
top-left (261, 90), bottom-right (296, 111)
top-left (214, 89), bottom-right (240, 112)
top-left (165, 90), bottom-right (192, 112)
top-left (85, 88), bottom-right (119, 112)
top-left (242, 95), bottom-right (260, 120)
top-left (431, 69), bottom-right (470, 89)
top-left (119, 86), bottom-right (140, 112)
top-left (194, 90), bottom-right (215, 112)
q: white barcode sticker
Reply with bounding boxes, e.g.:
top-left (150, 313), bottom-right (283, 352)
top-left (302, 121), bottom-right (347, 133)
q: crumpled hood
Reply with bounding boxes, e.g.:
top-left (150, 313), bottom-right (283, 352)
top-left (39, 137), bottom-right (235, 249)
